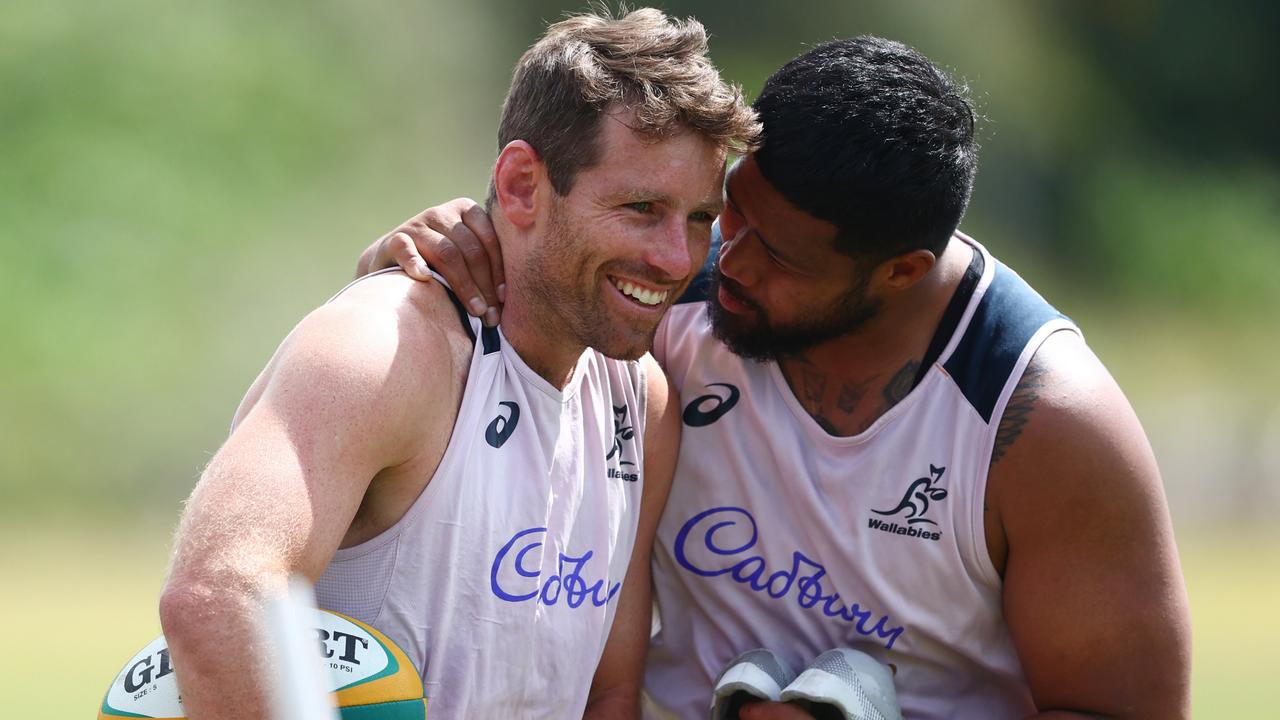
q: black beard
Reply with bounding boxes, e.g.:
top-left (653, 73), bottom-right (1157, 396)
top-left (706, 269), bottom-right (881, 362)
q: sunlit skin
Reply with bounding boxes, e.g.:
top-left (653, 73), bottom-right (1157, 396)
top-left (493, 109), bottom-right (726, 386)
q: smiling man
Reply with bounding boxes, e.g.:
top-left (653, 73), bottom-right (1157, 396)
top-left (157, 9), bottom-right (758, 719)
top-left (359, 36), bottom-right (1190, 720)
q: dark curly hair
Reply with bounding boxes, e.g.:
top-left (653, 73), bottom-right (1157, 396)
top-left (754, 36), bottom-right (979, 264)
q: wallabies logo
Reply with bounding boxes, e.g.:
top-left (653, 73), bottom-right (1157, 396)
top-left (872, 465), bottom-right (948, 526)
top-left (608, 404), bottom-right (636, 466)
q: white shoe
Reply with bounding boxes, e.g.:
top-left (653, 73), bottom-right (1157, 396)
top-left (780, 648), bottom-right (902, 720)
top-left (709, 648), bottom-right (797, 720)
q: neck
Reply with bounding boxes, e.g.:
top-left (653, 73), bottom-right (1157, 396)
top-left (495, 282), bottom-right (585, 390)
top-left (777, 238), bottom-right (974, 436)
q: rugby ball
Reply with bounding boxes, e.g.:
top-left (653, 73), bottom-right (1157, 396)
top-left (98, 609), bottom-right (426, 719)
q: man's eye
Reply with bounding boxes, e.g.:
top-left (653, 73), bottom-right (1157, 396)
top-left (626, 201), bottom-right (653, 214)
top-left (689, 211), bottom-right (716, 223)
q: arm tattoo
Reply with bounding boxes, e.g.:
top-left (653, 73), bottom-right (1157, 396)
top-left (990, 360), bottom-right (1047, 466)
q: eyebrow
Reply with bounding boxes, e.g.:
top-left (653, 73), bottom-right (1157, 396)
top-left (697, 196), bottom-right (726, 217)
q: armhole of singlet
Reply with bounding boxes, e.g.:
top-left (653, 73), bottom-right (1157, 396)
top-left (967, 319), bottom-right (1080, 586)
top-left (946, 260), bottom-right (1079, 585)
top-left (326, 277), bottom-right (492, 565)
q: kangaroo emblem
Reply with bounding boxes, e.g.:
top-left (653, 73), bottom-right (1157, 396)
top-left (607, 404), bottom-right (636, 466)
top-left (872, 465), bottom-right (948, 525)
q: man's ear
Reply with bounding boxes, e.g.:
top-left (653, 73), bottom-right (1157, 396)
top-left (493, 140), bottom-right (544, 229)
top-left (876, 249), bottom-right (937, 292)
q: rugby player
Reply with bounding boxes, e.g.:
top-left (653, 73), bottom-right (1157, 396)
top-left (158, 9), bottom-right (758, 719)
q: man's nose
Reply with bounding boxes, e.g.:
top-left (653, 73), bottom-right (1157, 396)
top-left (643, 217), bottom-right (696, 282)
top-left (717, 222), bottom-right (760, 287)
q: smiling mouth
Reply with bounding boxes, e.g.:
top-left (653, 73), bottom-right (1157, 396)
top-left (609, 276), bottom-right (670, 307)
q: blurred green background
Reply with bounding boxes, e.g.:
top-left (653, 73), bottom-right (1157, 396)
top-left (2, 0), bottom-right (1277, 716)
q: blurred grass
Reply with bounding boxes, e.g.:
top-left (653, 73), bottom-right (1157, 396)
top-left (1183, 532), bottom-right (1280, 717)
top-left (2, 522), bottom-right (1275, 717)
top-left (1, 0), bottom-right (509, 519)
top-left (0, 523), bottom-right (174, 717)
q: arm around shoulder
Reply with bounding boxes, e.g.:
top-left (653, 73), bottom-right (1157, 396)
top-left (987, 331), bottom-right (1192, 719)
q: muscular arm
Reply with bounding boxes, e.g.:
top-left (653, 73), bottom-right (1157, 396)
top-left (158, 276), bottom-right (461, 719)
top-left (986, 331), bottom-right (1192, 719)
top-left (583, 354), bottom-right (680, 719)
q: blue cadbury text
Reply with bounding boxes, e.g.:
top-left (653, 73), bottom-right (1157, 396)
top-left (490, 527), bottom-right (621, 608)
top-left (674, 506), bottom-right (905, 649)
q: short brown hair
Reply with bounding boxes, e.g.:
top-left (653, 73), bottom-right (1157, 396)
top-left (496, 6), bottom-right (759, 197)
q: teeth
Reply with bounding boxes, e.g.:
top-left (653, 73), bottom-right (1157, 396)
top-left (613, 279), bottom-right (668, 306)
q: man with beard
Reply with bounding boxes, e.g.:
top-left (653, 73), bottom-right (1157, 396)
top-left (158, 9), bottom-right (759, 719)
top-left (357, 37), bottom-right (1191, 719)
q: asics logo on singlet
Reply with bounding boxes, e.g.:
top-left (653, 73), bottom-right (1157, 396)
top-left (868, 464), bottom-right (947, 542)
top-left (490, 527), bottom-right (621, 608)
top-left (674, 506), bottom-right (905, 649)
top-left (485, 401), bottom-right (520, 448)
top-left (682, 383), bottom-right (740, 427)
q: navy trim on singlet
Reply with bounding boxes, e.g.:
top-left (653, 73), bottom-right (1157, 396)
top-left (480, 325), bottom-right (501, 355)
top-left (675, 221), bottom-right (722, 306)
top-left (943, 261), bottom-right (1069, 423)
top-left (914, 249), bottom-right (985, 388)
top-left (440, 286), bottom-right (501, 354)
top-left (442, 288), bottom-right (477, 344)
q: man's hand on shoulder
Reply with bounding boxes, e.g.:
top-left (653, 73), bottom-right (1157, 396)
top-left (356, 198), bottom-right (504, 327)
top-left (987, 330), bottom-right (1192, 719)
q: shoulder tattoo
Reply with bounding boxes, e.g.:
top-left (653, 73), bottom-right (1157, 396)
top-left (990, 358), bottom-right (1047, 466)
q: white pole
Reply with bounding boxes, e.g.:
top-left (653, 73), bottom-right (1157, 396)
top-left (263, 576), bottom-right (341, 720)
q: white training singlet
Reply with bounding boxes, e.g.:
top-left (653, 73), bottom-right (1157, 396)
top-left (644, 234), bottom-right (1078, 719)
top-left (314, 271), bottom-right (648, 719)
